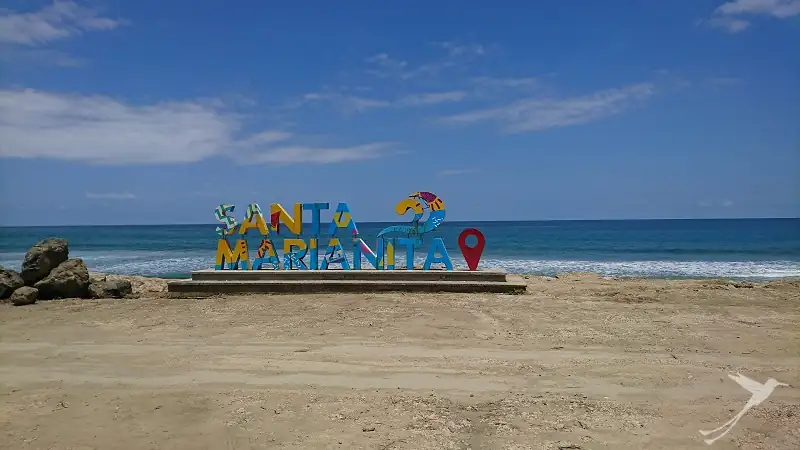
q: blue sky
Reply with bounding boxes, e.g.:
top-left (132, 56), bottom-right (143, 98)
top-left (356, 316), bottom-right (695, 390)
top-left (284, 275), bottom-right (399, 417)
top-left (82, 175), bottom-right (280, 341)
top-left (0, 0), bottom-right (798, 226)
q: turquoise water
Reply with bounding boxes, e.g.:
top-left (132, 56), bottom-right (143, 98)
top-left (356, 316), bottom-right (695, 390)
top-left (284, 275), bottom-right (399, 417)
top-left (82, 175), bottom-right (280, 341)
top-left (0, 219), bottom-right (798, 280)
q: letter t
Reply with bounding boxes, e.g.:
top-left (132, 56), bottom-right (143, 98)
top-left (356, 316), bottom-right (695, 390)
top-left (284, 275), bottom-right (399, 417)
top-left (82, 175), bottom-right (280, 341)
top-left (303, 203), bottom-right (330, 236)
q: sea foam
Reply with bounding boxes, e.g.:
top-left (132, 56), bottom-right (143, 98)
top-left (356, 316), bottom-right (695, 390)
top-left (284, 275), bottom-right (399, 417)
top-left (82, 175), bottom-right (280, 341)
top-left (2, 251), bottom-right (798, 280)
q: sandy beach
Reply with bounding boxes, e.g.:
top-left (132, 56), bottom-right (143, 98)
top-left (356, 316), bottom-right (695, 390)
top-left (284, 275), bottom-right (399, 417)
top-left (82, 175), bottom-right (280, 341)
top-left (1, 274), bottom-right (798, 449)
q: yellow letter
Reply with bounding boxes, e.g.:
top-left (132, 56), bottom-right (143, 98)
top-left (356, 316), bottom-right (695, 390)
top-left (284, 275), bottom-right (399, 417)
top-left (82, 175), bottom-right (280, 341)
top-left (270, 203), bottom-right (303, 235)
top-left (239, 213), bottom-right (269, 235)
top-left (215, 239), bottom-right (250, 270)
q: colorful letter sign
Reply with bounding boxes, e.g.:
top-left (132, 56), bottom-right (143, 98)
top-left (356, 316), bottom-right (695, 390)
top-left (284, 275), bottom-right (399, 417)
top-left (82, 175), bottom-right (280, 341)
top-left (213, 192), bottom-right (486, 271)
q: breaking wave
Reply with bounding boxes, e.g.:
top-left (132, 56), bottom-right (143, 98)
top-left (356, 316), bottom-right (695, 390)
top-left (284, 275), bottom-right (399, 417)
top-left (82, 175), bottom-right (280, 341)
top-left (2, 250), bottom-right (798, 281)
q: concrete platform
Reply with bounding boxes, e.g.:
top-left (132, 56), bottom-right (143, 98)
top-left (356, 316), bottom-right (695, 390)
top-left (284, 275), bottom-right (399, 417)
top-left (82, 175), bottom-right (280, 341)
top-left (167, 269), bottom-right (527, 295)
top-left (189, 268), bottom-right (509, 282)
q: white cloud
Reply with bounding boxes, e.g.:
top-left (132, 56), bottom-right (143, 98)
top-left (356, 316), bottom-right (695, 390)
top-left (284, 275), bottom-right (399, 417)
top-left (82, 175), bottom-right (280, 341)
top-left (703, 0), bottom-right (800, 33)
top-left (366, 42), bottom-right (489, 80)
top-left (0, 88), bottom-right (388, 165)
top-left (364, 53), bottom-right (415, 79)
top-left (0, 1), bottom-right (124, 45)
top-left (295, 90), bottom-right (466, 112)
top-left (472, 76), bottom-right (539, 90)
top-left (398, 91), bottom-right (466, 106)
top-left (440, 83), bottom-right (655, 133)
top-left (86, 192), bottom-right (136, 200)
top-left (722, 199), bottom-right (735, 207)
top-left (432, 41), bottom-right (487, 57)
top-left (706, 17), bottom-right (752, 32)
top-left (716, 0), bottom-right (800, 18)
top-left (364, 53), bottom-right (408, 76)
top-left (247, 143), bottom-right (393, 165)
top-left (299, 92), bottom-right (391, 113)
top-left (0, 88), bottom-right (236, 164)
top-left (399, 61), bottom-right (459, 80)
top-left (234, 131), bottom-right (292, 148)
top-left (338, 96), bottom-right (391, 112)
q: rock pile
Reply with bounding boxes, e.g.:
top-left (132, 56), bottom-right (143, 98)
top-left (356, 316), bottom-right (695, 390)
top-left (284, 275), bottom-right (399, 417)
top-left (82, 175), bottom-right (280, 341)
top-left (1, 238), bottom-right (133, 306)
top-left (20, 237), bottom-right (69, 285)
top-left (0, 267), bottom-right (24, 298)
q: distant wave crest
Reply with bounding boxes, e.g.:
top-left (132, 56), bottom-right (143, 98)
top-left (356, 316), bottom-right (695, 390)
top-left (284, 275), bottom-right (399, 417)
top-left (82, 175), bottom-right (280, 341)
top-left (1, 251), bottom-right (798, 281)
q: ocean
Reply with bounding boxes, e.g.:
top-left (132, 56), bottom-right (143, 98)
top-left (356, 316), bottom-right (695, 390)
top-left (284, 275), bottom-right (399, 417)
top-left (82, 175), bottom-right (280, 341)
top-left (1, 219), bottom-right (798, 280)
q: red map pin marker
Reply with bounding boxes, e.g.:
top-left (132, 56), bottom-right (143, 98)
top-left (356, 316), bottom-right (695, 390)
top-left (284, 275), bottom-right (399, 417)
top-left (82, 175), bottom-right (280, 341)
top-left (458, 228), bottom-right (485, 271)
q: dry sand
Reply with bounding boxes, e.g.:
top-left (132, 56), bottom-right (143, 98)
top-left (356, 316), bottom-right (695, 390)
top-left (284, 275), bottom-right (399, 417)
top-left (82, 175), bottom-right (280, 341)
top-left (1, 273), bottom-right (798, 449)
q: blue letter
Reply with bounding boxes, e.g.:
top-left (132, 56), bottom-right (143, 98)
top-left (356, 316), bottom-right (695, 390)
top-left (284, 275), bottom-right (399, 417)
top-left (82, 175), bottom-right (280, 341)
top-left (397, 237), bottom-right (416, 270)
top-left (303, 202), bottom-right (329, 237)
top-left (423, 237), bottom-right (453, 270)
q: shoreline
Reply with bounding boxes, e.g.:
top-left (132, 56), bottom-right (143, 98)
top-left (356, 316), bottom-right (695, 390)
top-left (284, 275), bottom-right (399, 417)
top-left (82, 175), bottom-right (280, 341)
top-left (4, 269), bottom-right (796, 305)
top-left (108, 268), bottom-right (800, 281)
top-left (75, 270), bottom-right (800, 300)
top-left (5, 235), bottom-right (795, 304)
top-left (53, 267), bottom-right (800, 283)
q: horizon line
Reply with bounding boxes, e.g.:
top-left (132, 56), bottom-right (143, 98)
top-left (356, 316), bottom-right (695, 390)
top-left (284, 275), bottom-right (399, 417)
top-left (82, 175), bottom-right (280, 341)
top-left (1, 216), bottom-right (798, 228)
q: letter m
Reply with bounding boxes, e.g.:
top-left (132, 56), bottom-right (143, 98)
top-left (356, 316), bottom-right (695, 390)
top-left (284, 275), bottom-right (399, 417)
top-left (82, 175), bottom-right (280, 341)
top-left (215, 239), bottom-right (251, 270)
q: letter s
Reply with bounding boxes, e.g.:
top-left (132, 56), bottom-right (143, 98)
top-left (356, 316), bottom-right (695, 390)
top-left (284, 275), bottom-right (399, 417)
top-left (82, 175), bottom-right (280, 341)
top-left (214, 204), bottom-right (238, 236)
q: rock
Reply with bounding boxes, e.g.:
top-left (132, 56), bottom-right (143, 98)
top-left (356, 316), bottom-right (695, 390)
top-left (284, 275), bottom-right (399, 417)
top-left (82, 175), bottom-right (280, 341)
top-left (108, 274), bottom-right (167, 297)
top-left (21, 238), bottom-right (69, 285)
top-left (87, 282), bottom-right (106, 299)
top-left (34, 258), bottom-right (90, 300)
top-left (0, 268), bottom-right (25, 299)
top-left (9, 286), bottom-right (38, 306)
top-left (89, 272), bottom-right (107, 283)
top-left (85, 273), bottom-right (168, 299)
top-left (88, 279), bottom-right (133, 299)
top-left (105, 279), bottom-right (133, 297)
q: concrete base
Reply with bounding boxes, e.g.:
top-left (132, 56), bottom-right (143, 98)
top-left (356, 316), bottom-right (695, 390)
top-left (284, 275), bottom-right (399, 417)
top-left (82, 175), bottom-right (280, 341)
top-left (189, 268), bottom-right (509, 282)
top-left (167, 269), bottom-right (527, 295)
